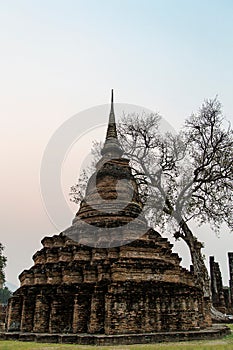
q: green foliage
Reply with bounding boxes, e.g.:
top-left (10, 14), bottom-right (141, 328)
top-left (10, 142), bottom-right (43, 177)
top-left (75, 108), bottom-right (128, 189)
top-left (0, 286), bottom-right (12, 304)
top-left (227, 324), bottom-right (233, 331)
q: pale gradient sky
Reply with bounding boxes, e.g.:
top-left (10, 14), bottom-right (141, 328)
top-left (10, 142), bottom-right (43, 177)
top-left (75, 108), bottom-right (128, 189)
top-left (0, 0), bottom-right (232, 287)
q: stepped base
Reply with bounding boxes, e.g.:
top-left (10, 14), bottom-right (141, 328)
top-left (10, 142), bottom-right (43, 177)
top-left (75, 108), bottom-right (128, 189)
top-left (0, 325), bottom-right (230, 346)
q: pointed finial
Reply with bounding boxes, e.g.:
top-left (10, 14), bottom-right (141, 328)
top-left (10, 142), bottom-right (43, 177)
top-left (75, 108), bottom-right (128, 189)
top-left (101, 89), bottom-right (123, 157)
top-left (110, 89), bottom-right (115, 118)
top-left (106, 89), bottom-right (117, 138)
top-left (109, 89), bottom-right (115, 126)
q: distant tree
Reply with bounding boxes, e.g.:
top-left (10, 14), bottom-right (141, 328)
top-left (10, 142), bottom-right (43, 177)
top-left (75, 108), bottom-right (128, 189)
top-left (0, 244), bottom-right (7, 286)
top-left (0, 287), bottom-right (12, 305)
top-left (0, 243), bottom-right (11, 305)
top-left (71, 98), bottom-right (233, 297)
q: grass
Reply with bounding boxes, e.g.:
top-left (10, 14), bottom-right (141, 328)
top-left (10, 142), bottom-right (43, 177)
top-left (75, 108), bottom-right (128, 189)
top-left (227, 324), bottom-right (233, 330)
top-left (0, 326), bottom-right (232, 350)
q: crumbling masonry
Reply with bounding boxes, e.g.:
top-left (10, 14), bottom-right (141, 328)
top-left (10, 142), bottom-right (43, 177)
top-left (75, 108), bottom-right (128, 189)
top-left (5, 92), bottom-right (212, 334)
top-left (209, 254), bottom-right (233, 315)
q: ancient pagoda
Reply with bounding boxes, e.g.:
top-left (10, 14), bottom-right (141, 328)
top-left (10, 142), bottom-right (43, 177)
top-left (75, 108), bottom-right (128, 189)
top-left (6, 92), bottom-right (211, 335)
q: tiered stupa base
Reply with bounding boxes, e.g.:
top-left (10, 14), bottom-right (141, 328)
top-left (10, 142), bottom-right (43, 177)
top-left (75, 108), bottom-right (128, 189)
top-left (6, 229), bottom-right (211, 335)
top-left (4, 91), bottom-right (214, 340)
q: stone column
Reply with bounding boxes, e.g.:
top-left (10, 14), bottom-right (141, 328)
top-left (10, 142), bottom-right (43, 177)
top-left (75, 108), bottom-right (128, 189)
top-left (203, 297), bottom-right (212, 327)
top-left (167, 298), bottom-right (176, 331)
top-left (210, 256), bottom-right (218, 304)
top-left (144, 294), bottom-right (151, 331)
top-left (72, 293), bottom-right (90, 333)
top-left (223, 287), bottom-right (231, 313)
top-left (179, 297), bottom-right (188, 331)
top-left (49, 299), bottom-right (62, 333)
top-left (88, 286), bottom-right (105, 334)
top-left (6, 296), bottom-right (22, 331)
top-left (228, 252), bottom-right (233, 309)
top-left (33, 294), bottom-right (50, 333)
top-left (192, 298), bottom-right (199, 328)
top-left (103, 292), bottom-right (112, 335)
top-left (0, 305), bottom-right (6, 331)
top-left (155, 298), bottom-right (161, 331)
top-left (209, 256), bottom-right (226, 313)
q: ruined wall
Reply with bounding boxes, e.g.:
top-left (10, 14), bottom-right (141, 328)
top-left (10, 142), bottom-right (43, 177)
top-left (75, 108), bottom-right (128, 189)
top-left (223, 287), bottom-right (232, 314)
top-left (0, 304), bottom-right (6, 331)
top-left (210, 254), bottom-right (233, 315)
top-left (228, 252), bottom-right (233, 312)
top-left (209, 256), bottom-right (226, 314)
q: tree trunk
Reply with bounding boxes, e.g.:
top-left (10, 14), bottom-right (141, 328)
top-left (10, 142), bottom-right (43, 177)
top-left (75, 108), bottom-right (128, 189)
top-left (175, 215), bottom-right (211, 298)
top-left (186, 236), bottom-right (211, 298)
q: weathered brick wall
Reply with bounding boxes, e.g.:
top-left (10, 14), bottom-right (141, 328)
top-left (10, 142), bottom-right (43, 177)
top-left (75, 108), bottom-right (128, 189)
top-left (0, 304), bottom-right (6, 331)
top-left (5, 231), bottom-right (211, 334)
top-left (5, 154), bottom-right (212, 334)
top-left (4, 96), bottom-right (213, 336)
top-left (223, 287), bottom-right (232, 314)
top-left (209, 256), bottom-right (226, 313)
top-left (228, 252), bottom-right (233, 312)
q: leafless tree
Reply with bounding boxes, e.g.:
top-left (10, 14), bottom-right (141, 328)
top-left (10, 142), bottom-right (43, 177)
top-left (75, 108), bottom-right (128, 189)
top-left (71, 99), bottom-right (233, 297)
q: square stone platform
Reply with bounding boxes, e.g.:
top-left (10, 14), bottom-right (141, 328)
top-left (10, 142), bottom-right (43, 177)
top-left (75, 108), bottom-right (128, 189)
top-left (0, 324), bottom-right (231, 346)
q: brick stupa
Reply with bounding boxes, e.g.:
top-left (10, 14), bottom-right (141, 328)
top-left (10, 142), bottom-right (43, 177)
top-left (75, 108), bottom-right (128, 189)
top-left (6, 91), bottom-right (211, 335)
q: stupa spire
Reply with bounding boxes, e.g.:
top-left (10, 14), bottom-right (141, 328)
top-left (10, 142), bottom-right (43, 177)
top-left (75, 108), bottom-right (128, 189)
top-left (101, 89), bottom-right (123, 157)
top-left (110, 88), bottom-right (114, 113)
top-left (106, 89), bottom-right (117, 140)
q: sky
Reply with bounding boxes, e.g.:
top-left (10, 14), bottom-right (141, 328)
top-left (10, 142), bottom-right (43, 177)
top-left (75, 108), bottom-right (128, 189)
top-left (0, 0), bottom-right (233, 288)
